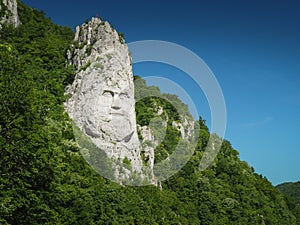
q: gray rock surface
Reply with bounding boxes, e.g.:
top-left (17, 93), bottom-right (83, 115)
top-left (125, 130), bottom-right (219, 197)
top-left (138, 125), bottom-right (158, 170)
top-left (0, 0), bottom-right (19, 28)
top-left (65, 18), bottom-right (142, 181)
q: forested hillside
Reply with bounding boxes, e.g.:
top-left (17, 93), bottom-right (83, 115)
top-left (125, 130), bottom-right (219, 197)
top-left (0, 1), bottom-right (298, 224)
top-left (277, 182), bottom-right (300, 205)
top-left (277, 182), bottom-right (300, 225)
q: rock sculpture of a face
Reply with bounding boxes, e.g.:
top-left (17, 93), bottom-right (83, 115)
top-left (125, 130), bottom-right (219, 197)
top-left (83, 74), bottom-right (136, 146)
top-left (65, 18), bottom-right (142, 176)
top-left (98, 85), bottom-right (134, 142)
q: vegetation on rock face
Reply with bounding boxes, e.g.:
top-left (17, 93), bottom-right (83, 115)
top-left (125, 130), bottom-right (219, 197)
top-left (0, 1), bottom-right (299, 224)
top-left (134, 76), bottom-right (183, 164)
top-left (0, 0), bottom-right (10, 19)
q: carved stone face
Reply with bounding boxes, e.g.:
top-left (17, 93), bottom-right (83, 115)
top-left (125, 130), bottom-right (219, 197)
top-left (97, 84), bottom-right (135, 142)
top-left (81, 75), bottom-right (136, 144)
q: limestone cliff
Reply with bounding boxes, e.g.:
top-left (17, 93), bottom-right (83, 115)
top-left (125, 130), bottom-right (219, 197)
top-left (65, 18), bottom-right (143, 182)
top-left (0, 0), bottom-right (19, 28)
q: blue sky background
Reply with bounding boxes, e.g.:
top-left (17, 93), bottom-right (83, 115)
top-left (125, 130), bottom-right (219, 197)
top-left (21, 0), bottom-right (300, 185)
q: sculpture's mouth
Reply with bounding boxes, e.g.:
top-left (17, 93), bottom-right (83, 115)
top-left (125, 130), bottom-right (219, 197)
top-left (109, 110), bottom-right (126, 116)
top-left (109, 112), bottom-right (124, 116)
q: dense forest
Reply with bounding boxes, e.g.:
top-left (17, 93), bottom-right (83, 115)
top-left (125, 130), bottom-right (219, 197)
top-left (277, 182), bottom-right (300, 205)
top-left (277, 182), bottom-right (300, 225)
top-left (0, 1), bottom-right (299, 224)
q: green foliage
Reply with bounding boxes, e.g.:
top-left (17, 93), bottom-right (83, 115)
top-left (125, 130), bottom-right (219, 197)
top-left (0, 2), bottom-right (297, 224)
top-left (85, 44), bottom-right (93, 56)
top-left (123, 157), bottom-right (131, 167)
top-left (278, 182), bottom-right (300, 205)
top-left (93, 62), bottom-right (104, 70)
top-left (118, 32), bottom-right (125, 44)
top-left (277, 182), bottom-right (300, 224)
top-left (135, 96), bottom-right (181, 163)
top-left (0, 0), bottom-right (11, 19)
top-left (80, 61), bottom-right (91, 71)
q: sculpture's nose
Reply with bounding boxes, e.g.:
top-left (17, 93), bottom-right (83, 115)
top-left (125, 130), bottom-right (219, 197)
top-left (111, 95), bottom-right (121, 110)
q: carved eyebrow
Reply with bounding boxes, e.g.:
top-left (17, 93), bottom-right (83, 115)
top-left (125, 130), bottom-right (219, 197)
top-left (119, 92), bottom-right (130, 98)
top-left (102, 90), bottom-right (114, 96)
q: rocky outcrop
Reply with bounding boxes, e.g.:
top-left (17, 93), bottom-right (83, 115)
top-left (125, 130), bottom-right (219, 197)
top-left (65, 18), bottom-right (142, 182)
top-left (138, 125), bottom-right (158, 170)
top-left (0, 0), bottom-right (19, 28)
top-left (138, 108), bottom-right (195, 172)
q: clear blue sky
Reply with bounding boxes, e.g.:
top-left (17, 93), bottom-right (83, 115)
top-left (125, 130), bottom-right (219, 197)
top-left (21, 0), bottom-right (300, 185)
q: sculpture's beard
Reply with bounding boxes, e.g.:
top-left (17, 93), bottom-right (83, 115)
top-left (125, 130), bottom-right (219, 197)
top-left (99, 114), bottom-right (134, 143)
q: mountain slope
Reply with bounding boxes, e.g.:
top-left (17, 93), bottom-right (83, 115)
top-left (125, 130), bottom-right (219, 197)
top-left (0, 1), bottom-right (298, 224)
top-left (277, 182), bottom-right (300, 225)
top-left (277, 182), bottom-right (300, 205)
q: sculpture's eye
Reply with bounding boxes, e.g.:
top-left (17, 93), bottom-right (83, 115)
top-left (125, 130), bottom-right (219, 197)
top-left (119, 92), bottom-right (129, 100)
top-left (102, 90), bottom-right (114, 97)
